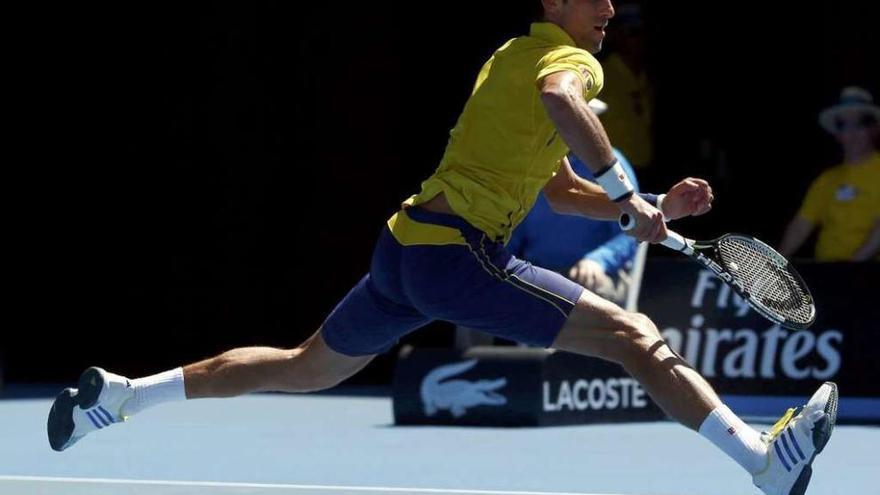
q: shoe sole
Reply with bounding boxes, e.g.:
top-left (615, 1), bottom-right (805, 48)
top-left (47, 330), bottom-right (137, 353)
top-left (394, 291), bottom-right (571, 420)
top-left (788, 382), bottom-right (838, 495)
top-left (46, 367), bottom-right (106, 452)
top-left (47, 388), bottom-right (78, 452)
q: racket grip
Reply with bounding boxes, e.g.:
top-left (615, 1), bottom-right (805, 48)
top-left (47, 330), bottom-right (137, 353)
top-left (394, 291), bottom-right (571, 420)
top-left (619, 213), bottom-right (692, 253)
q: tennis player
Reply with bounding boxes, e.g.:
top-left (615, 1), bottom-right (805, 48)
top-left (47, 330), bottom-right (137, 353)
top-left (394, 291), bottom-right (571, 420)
top-left (49, 1), bottom-right (836, 494)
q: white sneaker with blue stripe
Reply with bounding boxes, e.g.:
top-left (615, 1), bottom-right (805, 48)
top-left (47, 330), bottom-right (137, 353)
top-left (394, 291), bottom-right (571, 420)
top-left (47, 367), bottom-right (134, 452)
top-left (753, 382), bottom-right (838, 495)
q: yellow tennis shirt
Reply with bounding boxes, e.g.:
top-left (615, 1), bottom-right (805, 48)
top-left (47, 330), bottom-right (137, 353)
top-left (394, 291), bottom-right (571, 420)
top-left (395, 22), bottom-right (604, 245)
top-left (798, 153), bottom-right (880, 260)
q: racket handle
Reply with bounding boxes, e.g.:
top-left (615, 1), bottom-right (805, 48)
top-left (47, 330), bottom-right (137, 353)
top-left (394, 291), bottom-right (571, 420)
top-left (619, 213), bottom-right (693, 254)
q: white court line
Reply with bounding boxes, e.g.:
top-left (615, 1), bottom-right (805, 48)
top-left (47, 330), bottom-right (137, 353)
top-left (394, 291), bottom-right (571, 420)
top-left (0, 476), bottom-right (624, 495)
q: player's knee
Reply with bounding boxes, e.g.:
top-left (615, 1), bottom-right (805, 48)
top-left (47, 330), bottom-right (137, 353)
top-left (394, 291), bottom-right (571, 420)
top-left (276, 349), bottom-right (350, 393)
top-left (633, 313), bottom-right (661, 341)
top-left (617, 312), bottom-right (663, 359)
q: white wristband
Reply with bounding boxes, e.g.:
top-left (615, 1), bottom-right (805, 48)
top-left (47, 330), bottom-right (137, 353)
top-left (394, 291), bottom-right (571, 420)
top-left (657, 193), bottom-right (668, 221)
top-left (595, 160), bottom-right (635, 202)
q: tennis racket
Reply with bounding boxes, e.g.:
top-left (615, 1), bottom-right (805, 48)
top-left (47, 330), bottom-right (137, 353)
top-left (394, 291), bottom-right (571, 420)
top-left (620, 214), bottom-right (816, 330)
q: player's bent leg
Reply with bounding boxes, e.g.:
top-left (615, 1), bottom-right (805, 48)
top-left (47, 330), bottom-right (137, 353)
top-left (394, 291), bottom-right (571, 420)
top-left (551, 290), bottom-right (837, 493)
top-left (551, 289), bottom-right (720, 429)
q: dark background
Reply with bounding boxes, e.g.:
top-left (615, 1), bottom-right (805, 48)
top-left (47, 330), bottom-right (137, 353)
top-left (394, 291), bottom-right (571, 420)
top-left (5, 1), bottom-right (878, 384)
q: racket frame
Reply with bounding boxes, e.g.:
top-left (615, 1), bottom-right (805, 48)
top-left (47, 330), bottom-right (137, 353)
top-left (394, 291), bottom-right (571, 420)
top-left (619, 214), bottom-right (816, 330)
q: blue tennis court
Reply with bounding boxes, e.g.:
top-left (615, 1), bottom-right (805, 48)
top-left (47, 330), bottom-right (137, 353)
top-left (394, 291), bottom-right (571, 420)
top-left (1, 390), bottom-right (876, 495)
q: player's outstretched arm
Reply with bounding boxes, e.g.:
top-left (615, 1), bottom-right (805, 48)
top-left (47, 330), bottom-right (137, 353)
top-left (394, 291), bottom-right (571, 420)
top-left (539, 71), bottom-right (615, 175)
top-left (544, 165), bottom-right (714, 221)
top-left (540, 71), bottom-right (663, 242)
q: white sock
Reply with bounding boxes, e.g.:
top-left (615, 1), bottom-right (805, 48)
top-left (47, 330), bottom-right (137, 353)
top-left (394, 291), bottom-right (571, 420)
top-left (121, 368), bottom-right (187, 416)
top-left (698, 404), bottom-right (768, 474)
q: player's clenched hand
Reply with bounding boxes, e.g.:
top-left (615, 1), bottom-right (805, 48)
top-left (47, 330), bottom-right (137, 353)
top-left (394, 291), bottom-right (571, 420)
top-left (662, 178), bottom-right (714, 220)
top-left (619, 194), bottom-right (667, 243)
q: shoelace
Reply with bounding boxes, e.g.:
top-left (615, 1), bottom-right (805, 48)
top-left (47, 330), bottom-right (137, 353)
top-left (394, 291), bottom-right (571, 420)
top-left (753, 406), bottom-right (804, 478)
top-left (762, 407), bottom-right (800, 444)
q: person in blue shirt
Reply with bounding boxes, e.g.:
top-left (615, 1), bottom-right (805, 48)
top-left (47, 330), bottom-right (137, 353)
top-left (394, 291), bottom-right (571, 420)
top-left (507, 99), bottom-right (639, 302)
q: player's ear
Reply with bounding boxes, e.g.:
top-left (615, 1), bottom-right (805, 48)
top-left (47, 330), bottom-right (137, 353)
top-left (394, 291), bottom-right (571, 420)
top-left (541, 0), bottom-right (563, 21)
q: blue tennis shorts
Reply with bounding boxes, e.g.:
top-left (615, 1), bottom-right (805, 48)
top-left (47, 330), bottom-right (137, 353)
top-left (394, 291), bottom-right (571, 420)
top-left (321, 207), bottom-right (585, 356)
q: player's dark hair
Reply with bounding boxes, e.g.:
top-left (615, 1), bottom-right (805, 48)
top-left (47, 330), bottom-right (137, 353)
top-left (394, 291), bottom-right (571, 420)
top-left (535, 0), bottom-right (568, 21)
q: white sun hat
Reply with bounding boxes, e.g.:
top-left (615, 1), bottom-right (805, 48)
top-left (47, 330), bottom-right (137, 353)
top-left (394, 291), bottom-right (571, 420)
top-left (818, 86), bottom-right (880, 133)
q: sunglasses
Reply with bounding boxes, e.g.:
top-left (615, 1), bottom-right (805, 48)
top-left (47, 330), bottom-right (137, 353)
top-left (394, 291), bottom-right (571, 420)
top-left (835, 114), bottom-right (878, 132)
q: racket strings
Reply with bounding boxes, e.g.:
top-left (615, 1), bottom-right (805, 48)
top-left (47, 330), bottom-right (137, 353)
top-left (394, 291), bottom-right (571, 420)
top-left (717, 237), bottom-right (813, 324)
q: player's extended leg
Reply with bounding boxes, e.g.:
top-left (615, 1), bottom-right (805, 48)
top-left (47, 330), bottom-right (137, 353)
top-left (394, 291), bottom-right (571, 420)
top-left (552, 289), bottom-right (837, 495)
top-left (48, 216), bottom-right (434, 452)
top-left (47, 329), bottom-right (373, 452)
top-left (184, 330), bottom-right (374, 398)
top-left (552, 290), bottom-right (719, 429)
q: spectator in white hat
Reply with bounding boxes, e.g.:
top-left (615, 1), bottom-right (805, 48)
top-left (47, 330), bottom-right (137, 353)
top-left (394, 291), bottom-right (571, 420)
top-left (780, 86), bottom-right (880, 261)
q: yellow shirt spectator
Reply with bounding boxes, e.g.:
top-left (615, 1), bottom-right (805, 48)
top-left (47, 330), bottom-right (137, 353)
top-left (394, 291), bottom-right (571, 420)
top-left (797, 153), bottom-right (880, 260)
